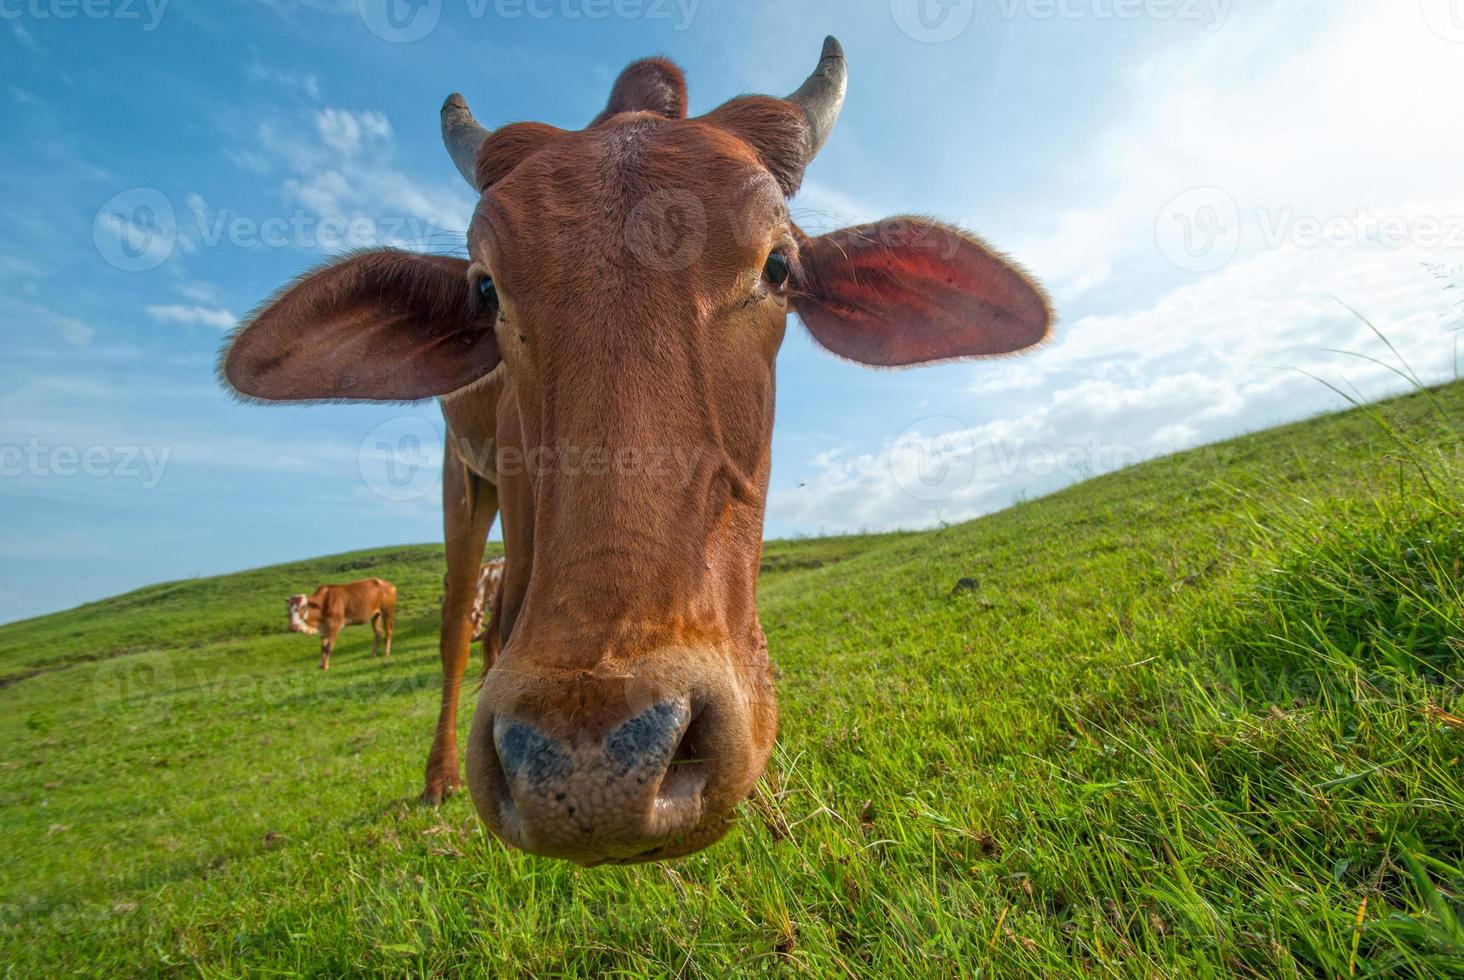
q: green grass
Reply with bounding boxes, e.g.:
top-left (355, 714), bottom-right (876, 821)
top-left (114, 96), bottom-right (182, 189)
top-left (3, 382), bottom-right (1462, 976)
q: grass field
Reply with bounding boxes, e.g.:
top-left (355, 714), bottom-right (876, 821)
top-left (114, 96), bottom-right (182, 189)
top-left (3, 381), bottom-right (1463, 976)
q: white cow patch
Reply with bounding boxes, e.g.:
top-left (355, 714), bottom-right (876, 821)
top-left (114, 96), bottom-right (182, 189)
top-left (287, 594), bottom-right (318, 635)
top-left (470, 558), bottom-right (507, 640)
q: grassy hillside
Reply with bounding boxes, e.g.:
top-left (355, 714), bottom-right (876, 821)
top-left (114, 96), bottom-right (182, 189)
top-left (2, 383), bottom-right (1462, 976)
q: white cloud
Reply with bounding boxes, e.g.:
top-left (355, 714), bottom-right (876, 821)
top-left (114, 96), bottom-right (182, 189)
top-left (314, 108), bottom-right (392, 157)
top-left (10, 24), bottom-right (42, 57)
top-left (1015, 3), bottom-right (1464, 298)
top-left (244, 59), bottom-right (323, 101)
top-left (47, 313), bottom-right (95, 348)
top-left (173, 278), bottom-right (222, 304)
top-left (775, 5), bottom-right (1464, 534)
top-left (145, 304), bottom-right (238, 330)
top-left (243, 106), bottom-right (476, 253)
top-left (776, 238), bottom-right (1461, 533)
top-left (1, 300), bottom-right (95, 348)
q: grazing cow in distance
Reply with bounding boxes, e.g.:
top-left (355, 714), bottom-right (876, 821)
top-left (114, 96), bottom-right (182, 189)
top-left (287, 578), bottom-right (397, 671)
top-left (222, 37), bottom-right (1051, 864)
top-left (443, 558), bottom-right (507, 664)
top-left (469, 557), bottom-right (506, 645)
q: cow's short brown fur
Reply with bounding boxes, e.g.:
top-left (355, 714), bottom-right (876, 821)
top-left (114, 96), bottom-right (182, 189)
top-left (224, 42), bottom-right (1051, 864)
top-left (287, 578), bottom-right (397, 671)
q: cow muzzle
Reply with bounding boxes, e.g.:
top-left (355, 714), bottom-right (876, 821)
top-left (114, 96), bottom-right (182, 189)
top-left (465, 646), bottom-right (775, 865)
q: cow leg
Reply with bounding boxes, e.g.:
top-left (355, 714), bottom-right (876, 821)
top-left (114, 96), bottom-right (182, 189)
top-left (319, 620), bottom-right (340, 671)
top-left (381, 604), bottom-right (394, 658)
top-left (370, 611), bottom-right (384, 657)
top-left (422, 458), bottom-right (497, 805)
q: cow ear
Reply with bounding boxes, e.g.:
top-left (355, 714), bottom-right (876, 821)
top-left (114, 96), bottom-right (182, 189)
top-left (220, 250), bottom-right (500, 402)
top-left (790, 218), bottom-right (1051, 367)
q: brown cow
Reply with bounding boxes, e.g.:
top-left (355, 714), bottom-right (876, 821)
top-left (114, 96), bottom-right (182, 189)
top-left (286, 578), bottom-right (397, 671)
top-left (222, 38), bottom-right (1050, 864)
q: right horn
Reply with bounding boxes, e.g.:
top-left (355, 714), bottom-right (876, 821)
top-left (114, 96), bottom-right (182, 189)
top-left (441, 93), bottom-right (491, 189)
top-left (784, 35), bottom-right (848, 163)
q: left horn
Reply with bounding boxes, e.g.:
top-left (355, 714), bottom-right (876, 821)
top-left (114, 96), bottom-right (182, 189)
top-left (441, 93), bottom-right (491, 188)
top-left (785, 35), bottom-right (847, 163)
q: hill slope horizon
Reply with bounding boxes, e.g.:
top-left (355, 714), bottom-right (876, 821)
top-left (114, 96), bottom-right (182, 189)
top-left (0, 385), bottom-right (1414, 639)
top-left (3, 380), bottom-right (1461, 975)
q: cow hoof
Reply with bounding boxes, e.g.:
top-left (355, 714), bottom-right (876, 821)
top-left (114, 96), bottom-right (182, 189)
top-left (421, 779), bottom-right (453, 802)
top-left (420, 777), bottom-right (461, 806)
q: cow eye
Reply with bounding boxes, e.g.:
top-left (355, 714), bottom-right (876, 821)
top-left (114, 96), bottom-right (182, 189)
top-left (762, 251), bottom-right (790, 287)
top-left (477, 274), bottom-right (496, 306)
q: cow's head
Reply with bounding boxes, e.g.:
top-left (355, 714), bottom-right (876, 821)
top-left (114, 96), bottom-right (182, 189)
top-left (222, 39), bottom-right (1050, 864)
top-left (286, 594), bottom-right (318, 635)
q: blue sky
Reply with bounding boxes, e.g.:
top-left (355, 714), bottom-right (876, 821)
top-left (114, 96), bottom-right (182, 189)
top-left (3, 0), bottom-right (1463, 623)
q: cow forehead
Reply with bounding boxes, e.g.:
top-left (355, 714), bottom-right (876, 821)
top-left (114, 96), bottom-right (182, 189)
top-left (471, 116), bottom-right (787, 272)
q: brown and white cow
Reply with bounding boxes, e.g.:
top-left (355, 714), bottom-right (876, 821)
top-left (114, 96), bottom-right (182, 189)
top-left (469, 557), bottom-right (506, 645)
top-left (443, 557), bottom-right (506, 663)
top-left (222, 38), bottom-right (1050, 865)
top-left (286, 578), bottom-right (397, 671)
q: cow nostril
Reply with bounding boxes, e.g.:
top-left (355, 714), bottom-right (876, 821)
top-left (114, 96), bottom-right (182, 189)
top-left (669, 713), bottom-right (701, 767)
top-left (656, 707), bottom-right (711, 810)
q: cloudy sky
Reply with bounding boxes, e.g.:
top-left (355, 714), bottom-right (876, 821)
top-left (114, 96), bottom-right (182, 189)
top-left (2, 0), bottom-right (1462, 622)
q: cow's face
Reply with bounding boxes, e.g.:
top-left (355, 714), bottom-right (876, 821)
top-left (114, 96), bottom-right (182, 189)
top-left (286, 594), bottom-right (318, 635)
top-left (222, 39), bottom-right (1051, 865)
top-left (456, 114), bottom-right (800, 863)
